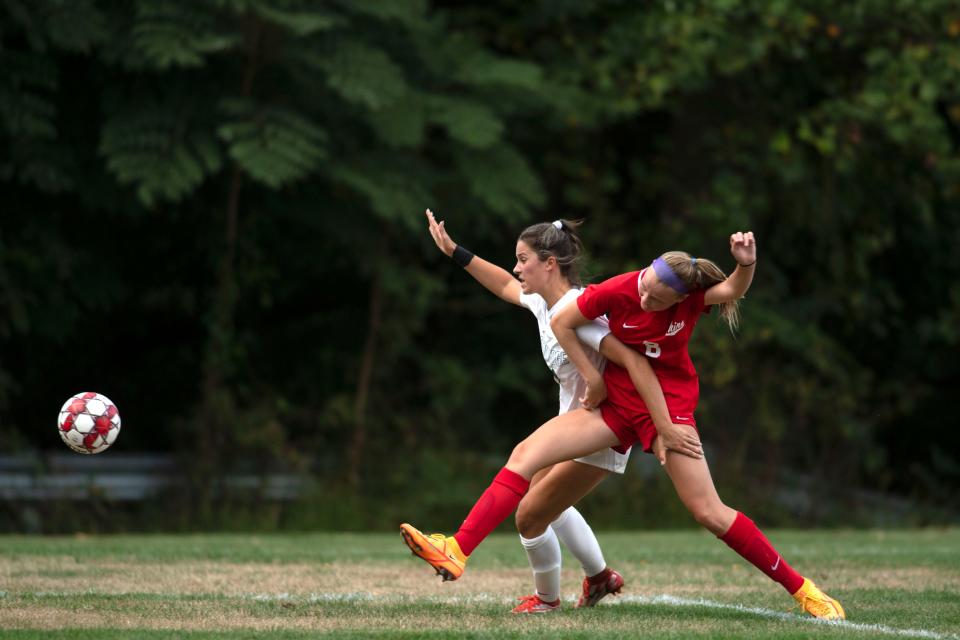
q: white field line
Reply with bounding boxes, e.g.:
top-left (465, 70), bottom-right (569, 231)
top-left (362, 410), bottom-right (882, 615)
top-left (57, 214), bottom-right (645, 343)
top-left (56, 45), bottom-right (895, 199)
top-left (247, 592), bottom-right (960, 640)
top-left (3, 590), bottom-right (957, 640)
top-left (615, 594), bottom-right (960, 640)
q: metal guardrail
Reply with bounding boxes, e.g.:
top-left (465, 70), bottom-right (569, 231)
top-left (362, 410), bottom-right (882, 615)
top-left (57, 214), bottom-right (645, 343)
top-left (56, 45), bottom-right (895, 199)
top-left (0, 453), bottom-right (304, 501)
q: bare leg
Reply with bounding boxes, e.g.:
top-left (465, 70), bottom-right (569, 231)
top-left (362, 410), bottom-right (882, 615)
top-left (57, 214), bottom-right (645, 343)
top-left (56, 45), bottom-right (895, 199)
top-left (515, 460), bottom-right (612, 604)
top-left (661, 429), bottom-right (809, 597)
top-left (441, 409), bottom-right (619, 559)
top-left (527, 465), bottom-right (556, 494)
top-left (516, 461), bottom-right (609, 538)
top-left (505, 409), bottom-right (621, 479)
top-left (661, 439), bottom-right (737, 535)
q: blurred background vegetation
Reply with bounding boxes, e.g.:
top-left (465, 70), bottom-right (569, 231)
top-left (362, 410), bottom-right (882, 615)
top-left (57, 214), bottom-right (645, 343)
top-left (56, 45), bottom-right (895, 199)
top-left (1, 0), bottom-right (958, 533)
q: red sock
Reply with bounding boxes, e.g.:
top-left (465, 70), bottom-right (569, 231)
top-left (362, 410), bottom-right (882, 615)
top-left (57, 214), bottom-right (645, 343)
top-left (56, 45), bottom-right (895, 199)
top-left (453, 468), bottom-right (529, 556)
top-left (719, 512), bottom-right (804, 594)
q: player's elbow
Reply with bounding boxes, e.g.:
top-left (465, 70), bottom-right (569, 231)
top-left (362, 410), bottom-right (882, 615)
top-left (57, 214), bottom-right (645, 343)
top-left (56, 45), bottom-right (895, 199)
top-left (707, 283), bottom-right (748, 306)
top-left (549, 313), bottom-right (568, 336)
top-left (730, 280), bottom-right (750, 298)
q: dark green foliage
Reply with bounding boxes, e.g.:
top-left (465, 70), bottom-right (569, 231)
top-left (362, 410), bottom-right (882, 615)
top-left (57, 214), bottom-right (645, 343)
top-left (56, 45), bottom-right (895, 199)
top-left (0, 0), bottom-right (958, 530)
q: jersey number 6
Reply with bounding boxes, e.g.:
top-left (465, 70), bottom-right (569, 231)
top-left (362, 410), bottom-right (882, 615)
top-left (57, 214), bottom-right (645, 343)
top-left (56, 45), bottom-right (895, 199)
top-left (644, 341), bottom-right (661, 358)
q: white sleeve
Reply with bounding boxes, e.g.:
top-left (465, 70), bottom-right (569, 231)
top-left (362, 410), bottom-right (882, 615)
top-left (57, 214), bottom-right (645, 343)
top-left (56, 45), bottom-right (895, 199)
top-left (520, 292), bottom-right (551, 321)
top-left (574, 315), bottom-right (611, 352)
top-left (518, 292), bottom-right (536, 312)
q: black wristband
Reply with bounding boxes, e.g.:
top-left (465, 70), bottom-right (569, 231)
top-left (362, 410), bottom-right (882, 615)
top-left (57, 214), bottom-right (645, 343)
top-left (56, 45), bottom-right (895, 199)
top-left (737, 260), bottom-right (756, 267)
top-left (452, 245), bottom-right (474, 268)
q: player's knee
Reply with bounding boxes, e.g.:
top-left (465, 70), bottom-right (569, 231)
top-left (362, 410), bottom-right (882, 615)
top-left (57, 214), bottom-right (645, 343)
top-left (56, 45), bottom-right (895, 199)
top-left (515, 503), bottom-right (548, 538)
top-left (506, 439), bottom-right (530, 468)
top-left (689, 502), bottom-right (728, 535)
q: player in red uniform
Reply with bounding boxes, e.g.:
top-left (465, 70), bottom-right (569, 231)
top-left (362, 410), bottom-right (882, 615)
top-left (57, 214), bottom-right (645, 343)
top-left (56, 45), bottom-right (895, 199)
top-left (402, 231), bottom-right (845, 619)
top-left (405, 210), bottom-right (700, 612)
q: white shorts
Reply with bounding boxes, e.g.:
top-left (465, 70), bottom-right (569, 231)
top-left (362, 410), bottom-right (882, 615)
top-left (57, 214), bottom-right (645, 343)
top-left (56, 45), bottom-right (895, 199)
top-left (574, 446), bottom-right (630, 474)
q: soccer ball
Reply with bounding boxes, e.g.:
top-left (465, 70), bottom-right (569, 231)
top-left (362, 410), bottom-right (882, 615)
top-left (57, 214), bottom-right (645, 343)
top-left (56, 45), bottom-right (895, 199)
top-left (57, 392), bottom-right (121, 454)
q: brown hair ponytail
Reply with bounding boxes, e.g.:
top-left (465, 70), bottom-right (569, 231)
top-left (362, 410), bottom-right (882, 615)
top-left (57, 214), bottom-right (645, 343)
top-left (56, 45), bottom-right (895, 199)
top-left (517, 219), bottom-right (585, 286)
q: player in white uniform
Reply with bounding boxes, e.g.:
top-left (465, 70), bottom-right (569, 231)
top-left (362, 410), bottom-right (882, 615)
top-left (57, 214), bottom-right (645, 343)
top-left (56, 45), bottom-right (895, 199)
top-left (519, 288), bottom-right (627, 473)
top-left (416, 210), bottom-right (703, 612)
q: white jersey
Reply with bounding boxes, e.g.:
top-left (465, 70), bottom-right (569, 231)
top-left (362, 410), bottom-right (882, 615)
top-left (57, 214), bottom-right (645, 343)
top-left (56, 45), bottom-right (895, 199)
top-left (518, 288), bottom-right (630, 473)
top-left (519, 288), bottom-right (609, 415)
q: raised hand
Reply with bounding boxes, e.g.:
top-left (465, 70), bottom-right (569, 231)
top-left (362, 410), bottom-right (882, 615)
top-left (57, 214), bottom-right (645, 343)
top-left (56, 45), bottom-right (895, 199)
top-left (426, 209), bottom-right (457, 257)
top-left (729, 231), bottom-right (756, 267)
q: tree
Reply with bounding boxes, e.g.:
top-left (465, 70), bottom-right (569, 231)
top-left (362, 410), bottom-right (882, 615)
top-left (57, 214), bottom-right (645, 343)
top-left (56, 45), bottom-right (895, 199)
top-left (2, 0), bottom-right (958, 530)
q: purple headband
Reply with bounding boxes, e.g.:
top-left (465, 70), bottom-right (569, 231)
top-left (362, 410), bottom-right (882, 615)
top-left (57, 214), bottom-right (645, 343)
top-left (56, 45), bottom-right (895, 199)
top-left (652, 257), bottom-right (688, 294)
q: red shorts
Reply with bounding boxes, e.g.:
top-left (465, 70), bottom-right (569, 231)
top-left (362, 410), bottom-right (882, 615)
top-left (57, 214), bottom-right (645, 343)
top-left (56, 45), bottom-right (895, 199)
top-left (600, 401), bottom-right (699, 455)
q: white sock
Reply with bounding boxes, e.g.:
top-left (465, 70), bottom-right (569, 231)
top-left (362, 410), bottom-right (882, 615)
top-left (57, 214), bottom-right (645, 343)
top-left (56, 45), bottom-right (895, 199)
top-left (519, 528), bottom-right (561, 603)
top-left (551, 506), bottom-right (606, 578)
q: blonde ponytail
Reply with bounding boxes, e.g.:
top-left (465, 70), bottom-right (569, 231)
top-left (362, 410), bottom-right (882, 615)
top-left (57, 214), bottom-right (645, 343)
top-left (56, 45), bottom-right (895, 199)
top-left (660, 251), bottom-right (741, 332)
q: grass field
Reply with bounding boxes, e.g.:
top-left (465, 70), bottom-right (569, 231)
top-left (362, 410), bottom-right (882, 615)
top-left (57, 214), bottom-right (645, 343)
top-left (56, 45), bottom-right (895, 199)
top-left (1, 529), bottom-right (958, 639)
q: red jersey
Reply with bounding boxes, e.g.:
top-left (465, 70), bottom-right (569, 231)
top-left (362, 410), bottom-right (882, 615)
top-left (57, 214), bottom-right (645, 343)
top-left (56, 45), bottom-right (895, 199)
top-left (577, 269), bottom-right (710, 448)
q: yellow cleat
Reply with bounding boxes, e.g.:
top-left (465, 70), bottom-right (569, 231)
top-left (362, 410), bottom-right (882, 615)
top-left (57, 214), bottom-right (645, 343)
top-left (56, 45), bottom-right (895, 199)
top-left (400, 523), bottom-right (468, 581)
top-left (792, 578), bottom-right (845, 620)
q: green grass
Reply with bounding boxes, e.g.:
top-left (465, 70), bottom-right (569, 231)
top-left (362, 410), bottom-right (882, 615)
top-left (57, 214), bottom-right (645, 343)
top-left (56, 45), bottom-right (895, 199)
top-left (1, 529), bottom-right (958, 639)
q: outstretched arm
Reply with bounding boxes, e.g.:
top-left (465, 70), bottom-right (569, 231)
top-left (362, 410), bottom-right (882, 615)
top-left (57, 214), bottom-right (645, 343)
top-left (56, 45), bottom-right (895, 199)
top-left (426, 209), bottom-right (522, 305)
top-left (598, 336), bottom-right (703, 464)
top-left (704, 231), bottom-right (757, 306)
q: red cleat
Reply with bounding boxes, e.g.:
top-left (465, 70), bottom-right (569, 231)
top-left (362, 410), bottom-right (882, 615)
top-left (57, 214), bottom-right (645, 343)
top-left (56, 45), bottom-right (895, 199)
top-left (575, 567), bottom-right (624, 608)
top-left (512, 594), bottom-right (561, 613)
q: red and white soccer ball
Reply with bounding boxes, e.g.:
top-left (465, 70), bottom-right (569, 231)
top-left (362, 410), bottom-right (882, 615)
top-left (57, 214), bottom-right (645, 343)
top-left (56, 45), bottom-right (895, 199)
top-left (57, 392), bottom-right (121, 454)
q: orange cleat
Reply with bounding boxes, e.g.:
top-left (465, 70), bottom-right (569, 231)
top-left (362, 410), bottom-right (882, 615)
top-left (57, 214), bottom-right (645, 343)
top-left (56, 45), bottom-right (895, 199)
top-left (792, 578), bottom-right (845, 620)
top-left (400, 522), bottom-right (468, 581)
